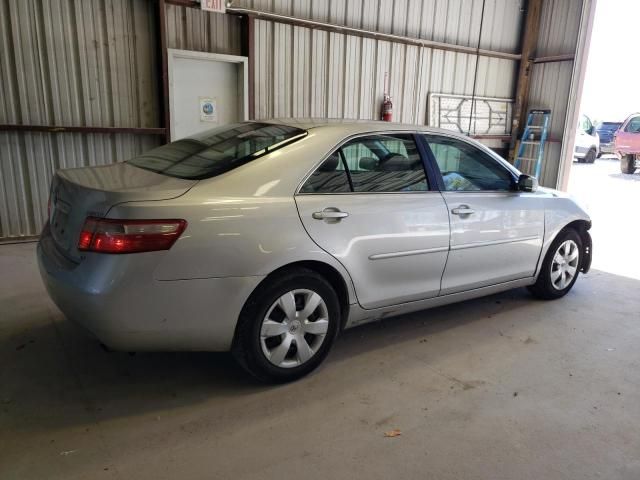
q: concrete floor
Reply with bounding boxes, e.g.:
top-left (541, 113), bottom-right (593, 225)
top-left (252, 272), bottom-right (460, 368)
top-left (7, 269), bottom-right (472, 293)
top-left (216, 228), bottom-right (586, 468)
top-left (2, 158), bottom-right (640, 479)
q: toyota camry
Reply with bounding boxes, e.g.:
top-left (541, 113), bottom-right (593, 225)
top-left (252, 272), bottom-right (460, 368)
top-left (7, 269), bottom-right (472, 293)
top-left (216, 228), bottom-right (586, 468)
top-left (38, 119), bottom-right (592, 382)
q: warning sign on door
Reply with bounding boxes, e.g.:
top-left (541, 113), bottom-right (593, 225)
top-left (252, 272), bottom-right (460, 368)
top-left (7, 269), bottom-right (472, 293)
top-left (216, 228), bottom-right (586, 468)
top-left (199, 97), bottom-right (218, 123)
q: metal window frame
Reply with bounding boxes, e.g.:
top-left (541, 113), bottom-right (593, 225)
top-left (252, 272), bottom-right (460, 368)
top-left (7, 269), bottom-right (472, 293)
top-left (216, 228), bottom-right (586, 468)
top-left (166, 49), bottom-right (249, 141)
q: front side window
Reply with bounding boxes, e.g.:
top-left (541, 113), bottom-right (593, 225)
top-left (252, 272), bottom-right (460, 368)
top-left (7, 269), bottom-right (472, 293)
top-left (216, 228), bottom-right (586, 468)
top-left (424, 135), bottom-right (514, 192)
top-left (625, 116), bottom-right (640, 133)
top-left (128, 122), bottom-right (306, 180)
top-left (299, 134), bottom-right (428, 194)
top-left (579, 115), bottom-right (592, 133)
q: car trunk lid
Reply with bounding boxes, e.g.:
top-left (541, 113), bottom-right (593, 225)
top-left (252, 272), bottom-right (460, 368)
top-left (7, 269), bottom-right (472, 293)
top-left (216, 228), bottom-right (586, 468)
top-left (49, 162), bottom-right (196, 261)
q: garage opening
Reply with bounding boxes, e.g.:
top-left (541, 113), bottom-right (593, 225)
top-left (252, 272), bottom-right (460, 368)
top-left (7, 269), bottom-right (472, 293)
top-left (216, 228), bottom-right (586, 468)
top-left (567, 0), bottom-right (640, 280)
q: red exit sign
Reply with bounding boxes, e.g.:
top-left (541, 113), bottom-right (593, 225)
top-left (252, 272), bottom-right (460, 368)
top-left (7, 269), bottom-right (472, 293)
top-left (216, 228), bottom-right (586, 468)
top-left (201, 0), bottom-right (226, 14)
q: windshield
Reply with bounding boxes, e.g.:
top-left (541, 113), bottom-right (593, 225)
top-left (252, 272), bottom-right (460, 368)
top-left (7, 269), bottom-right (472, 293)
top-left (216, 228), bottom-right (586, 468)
top-left (128, 122), bottom-right (307, 180)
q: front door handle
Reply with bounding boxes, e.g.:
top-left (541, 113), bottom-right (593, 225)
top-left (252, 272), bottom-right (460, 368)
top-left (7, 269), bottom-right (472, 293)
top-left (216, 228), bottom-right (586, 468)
top-left (451, 205), bottom-right (475, 216)
top-left (312, 208), bottom-right (349, 221)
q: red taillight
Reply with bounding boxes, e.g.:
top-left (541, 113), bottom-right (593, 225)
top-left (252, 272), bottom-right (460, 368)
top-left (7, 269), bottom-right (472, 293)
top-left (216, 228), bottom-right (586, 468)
top-left (77, 217), bottom-right (187, 254)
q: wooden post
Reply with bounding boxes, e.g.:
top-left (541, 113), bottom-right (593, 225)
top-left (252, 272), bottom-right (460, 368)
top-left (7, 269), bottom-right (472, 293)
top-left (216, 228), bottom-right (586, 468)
top-left (508, 0), bottom-right (543, 162)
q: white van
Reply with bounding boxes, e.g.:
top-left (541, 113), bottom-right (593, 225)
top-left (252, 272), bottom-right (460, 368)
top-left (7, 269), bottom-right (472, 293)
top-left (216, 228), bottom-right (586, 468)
top-left (574, 114), bottom-right (599, 163)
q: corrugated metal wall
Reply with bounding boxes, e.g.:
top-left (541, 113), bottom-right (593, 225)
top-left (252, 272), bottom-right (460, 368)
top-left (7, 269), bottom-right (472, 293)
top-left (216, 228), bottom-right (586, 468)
top-left (165, 3), bottom-right (242, 54)
top-left (0, 0), bottom-right (162, 238)
top-left (0, 0), bottom-right (246, 239)
top-left (253, 20), bottom-right (518, 125)
top-left (0, 0), bottom-right (587, 238)
top-left (527, 0), bottom-right (583, 186)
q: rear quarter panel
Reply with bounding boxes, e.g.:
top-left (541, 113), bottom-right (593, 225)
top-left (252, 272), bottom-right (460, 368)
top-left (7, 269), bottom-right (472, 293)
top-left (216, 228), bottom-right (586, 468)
top-left (106, 193), bottom-right (358, 304)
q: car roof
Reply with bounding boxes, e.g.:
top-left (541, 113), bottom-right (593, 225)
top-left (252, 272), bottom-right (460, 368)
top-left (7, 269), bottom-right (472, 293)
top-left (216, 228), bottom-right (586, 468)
top-left (263, 117), bottom-right (472, 140)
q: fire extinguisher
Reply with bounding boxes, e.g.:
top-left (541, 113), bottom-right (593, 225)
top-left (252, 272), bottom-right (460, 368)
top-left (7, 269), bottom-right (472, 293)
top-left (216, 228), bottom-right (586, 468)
top-left (381, 72), bottom-right (392, 122)
top-left (381, 94), bottom-right (393, 122)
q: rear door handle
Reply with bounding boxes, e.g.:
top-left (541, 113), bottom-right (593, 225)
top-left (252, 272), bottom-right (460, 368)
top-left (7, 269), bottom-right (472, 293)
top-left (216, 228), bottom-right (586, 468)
top-left (451, 205), bottom-right (475, 216)
top-left (312, 208), bottom-right (349, 221)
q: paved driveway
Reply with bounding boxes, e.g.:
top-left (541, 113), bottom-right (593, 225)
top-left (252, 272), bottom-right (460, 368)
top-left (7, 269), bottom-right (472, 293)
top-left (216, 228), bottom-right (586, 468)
top-left (568, 155), bottom-right (640, 280)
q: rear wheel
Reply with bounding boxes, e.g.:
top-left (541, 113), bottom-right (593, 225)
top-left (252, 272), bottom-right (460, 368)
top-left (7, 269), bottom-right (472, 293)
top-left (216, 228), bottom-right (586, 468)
top-left (585, 148), bottom-right (597, 163)
top-left (621, 154), bottom-right (636, 174)
top-left (529, 229), bottom-right (582, 300)
top-left (232, 268), bottom-right (340, 383)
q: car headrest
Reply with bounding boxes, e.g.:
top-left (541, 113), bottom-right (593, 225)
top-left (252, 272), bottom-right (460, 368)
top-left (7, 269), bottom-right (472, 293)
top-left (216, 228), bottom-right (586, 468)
top-left (358, 157), bottom-right (379, 170)
top-left (380, 153), bottom-right (410, 171)
top-left (319, 153), bottom-right (340, 171)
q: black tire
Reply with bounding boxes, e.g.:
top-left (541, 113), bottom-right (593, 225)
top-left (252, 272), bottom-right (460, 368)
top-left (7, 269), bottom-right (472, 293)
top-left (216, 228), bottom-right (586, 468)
top-left (621, 154), bottom-right (636, 174)
top-left (596, 150), bottom-right (603, 158)
top-left (585, 148), bottom-right (597, 163)
top-left (528, 229), bottom-right (583, 300)
top-left (232, 268), bottom-right (341, 383)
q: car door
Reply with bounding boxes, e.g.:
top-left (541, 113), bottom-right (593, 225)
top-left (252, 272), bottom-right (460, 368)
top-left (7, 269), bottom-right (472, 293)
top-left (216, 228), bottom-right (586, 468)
top-left (295, 133), bottom-right (450, 309)
top-left (421, 134), bottom-right (545, 295)
top-left (615, 115), bottom-right (640, 154)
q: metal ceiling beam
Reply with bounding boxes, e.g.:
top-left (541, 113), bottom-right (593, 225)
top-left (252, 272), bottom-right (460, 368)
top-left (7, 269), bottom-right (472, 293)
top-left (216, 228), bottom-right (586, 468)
top-left (0, 125), bottom-right (166, 135)
top-left (228, 7), bottom-right (522, 61)
top-left (532, 53), bottom-right (575, 64)
top-left (166, 1), bottom-right (522, 62)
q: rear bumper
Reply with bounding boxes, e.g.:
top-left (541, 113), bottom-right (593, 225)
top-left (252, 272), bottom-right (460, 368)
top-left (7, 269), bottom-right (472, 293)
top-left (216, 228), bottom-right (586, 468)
top-left (37, 225), bottom-right (263, 352)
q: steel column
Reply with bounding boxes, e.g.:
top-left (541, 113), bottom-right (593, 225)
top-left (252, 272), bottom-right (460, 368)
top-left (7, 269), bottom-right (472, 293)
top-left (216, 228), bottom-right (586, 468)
top-left (508, 0), bottom-right (543, 162)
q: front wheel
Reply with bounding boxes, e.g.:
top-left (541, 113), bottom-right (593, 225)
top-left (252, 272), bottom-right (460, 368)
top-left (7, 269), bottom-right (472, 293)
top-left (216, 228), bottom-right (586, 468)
top-left (585, 148), bottom-right (597, 163)
top-left (528, 229), bottom-right (582, 300)
top-left (621, 154), bottom-right (636, 174)
top-left (232, 268), bottom-right (340, 383)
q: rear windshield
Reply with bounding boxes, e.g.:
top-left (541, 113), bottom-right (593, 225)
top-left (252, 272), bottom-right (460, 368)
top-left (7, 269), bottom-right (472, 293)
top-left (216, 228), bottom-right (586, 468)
top-left (127, 122), bottom-right (307, 179)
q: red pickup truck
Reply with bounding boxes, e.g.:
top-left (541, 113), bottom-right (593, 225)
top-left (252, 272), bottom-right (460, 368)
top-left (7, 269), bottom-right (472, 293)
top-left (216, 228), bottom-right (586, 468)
top-left (614, 113), bottom-right (640, 174)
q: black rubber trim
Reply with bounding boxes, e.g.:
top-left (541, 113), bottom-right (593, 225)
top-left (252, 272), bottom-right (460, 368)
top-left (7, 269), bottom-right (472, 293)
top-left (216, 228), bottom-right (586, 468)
top-left (414, 133), bottom-right (445, 191)
top-left (580, 230), bottom-right (592, 273)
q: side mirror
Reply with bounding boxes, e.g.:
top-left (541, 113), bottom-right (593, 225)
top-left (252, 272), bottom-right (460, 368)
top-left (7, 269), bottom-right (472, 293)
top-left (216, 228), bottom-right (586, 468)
top-left (517, 174), bottom-right (538, 192)
top-left (587, 126), bottom-right (595, 135)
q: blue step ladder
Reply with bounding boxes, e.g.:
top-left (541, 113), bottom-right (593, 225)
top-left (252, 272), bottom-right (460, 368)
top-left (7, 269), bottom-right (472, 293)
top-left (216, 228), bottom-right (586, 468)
top-left (514, 109), bottom-right (551, 179)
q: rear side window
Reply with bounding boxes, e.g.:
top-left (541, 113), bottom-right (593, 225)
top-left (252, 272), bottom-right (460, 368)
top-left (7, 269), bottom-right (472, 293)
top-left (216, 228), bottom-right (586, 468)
top-left (127, 122), bottom-right (306, 180)
top-left (299, 152), bottom-right (351, 194)
top-left (341, 135), bottom-right (428, 192)
top-left (300, 134), bottom-right (428, 194)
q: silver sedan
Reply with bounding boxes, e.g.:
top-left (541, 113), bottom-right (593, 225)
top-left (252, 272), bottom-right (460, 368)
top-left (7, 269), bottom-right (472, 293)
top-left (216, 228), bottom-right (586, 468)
top-left (38, 120), bottom-right (592, 382)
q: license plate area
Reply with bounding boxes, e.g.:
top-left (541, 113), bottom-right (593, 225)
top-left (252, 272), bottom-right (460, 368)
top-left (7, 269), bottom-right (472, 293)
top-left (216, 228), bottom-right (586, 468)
top-left (51, 199), bottom-right (72, 248)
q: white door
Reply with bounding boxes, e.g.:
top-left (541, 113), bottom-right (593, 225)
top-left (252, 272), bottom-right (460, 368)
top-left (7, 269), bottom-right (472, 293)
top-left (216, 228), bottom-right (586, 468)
top-left (168, 50), bottom-right (248, 140)
top-left (295, 134), bottom-right (450, 309)
top-left (422, 134), bottom-right (545, 295)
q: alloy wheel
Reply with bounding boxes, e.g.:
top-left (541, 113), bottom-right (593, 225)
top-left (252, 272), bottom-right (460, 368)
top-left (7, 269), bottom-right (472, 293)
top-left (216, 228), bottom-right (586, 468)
top-left (260, 289), bottom-right (329, 368)
top-left (550, 240), bottom-right (579, 290)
